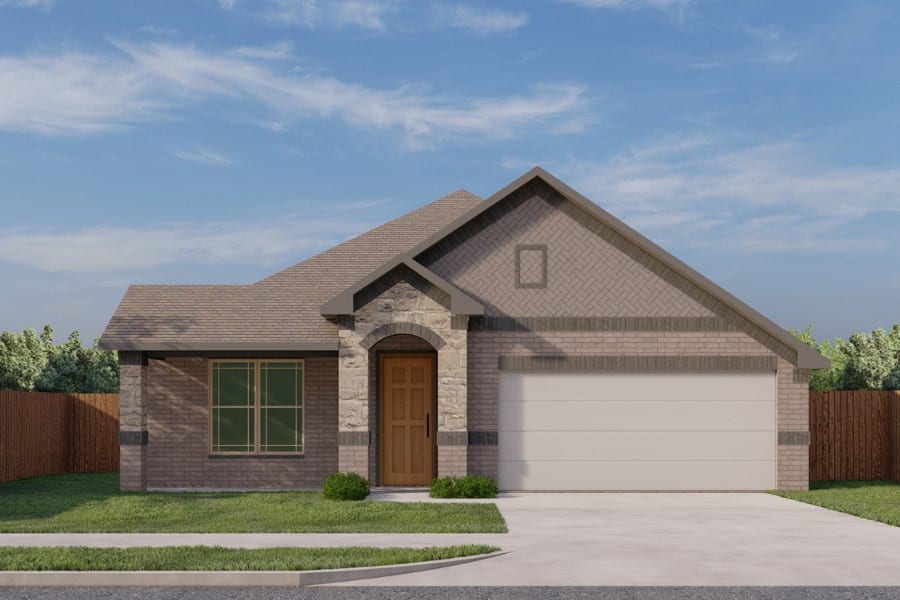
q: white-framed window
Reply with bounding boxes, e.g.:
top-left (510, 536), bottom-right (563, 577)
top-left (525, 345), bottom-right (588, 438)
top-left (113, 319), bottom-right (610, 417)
top-left (210, 360), bottom-right (304, 454)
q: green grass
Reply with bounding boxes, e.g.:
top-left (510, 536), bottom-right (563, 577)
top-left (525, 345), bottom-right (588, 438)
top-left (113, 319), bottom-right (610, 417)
top-left (771, 480), bottom-right (900, 527)
top-left (0, 473), bottom-right (507, 534)
top-left (0, 545), bottom-right (499, 571)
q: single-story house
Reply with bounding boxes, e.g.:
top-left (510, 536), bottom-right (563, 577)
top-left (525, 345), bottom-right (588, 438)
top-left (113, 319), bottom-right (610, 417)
top-left (100, 167), bottom-right (829, 492)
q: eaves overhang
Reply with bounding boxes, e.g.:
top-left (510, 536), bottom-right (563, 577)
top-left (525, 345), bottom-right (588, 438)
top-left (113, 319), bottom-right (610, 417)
top-left (98, 340), bottom-right (338, 353)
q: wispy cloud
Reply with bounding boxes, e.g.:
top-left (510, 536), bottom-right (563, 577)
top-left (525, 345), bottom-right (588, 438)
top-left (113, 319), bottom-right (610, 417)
top-left (563, 0), bottom-right (689, 11)
top-left (0, 41), bottom-right (592, 147)
top-left (558, 135), bottom-right (900, 253)
top-left (0, 215), bottom-right (376, 273)
top-left (227, 0), bottom-right (397, 31)
top-left (170, 148), bottom-right (233, 166)
top-left (137, 25), bottom-right (180, 36)
top-left (0, 0), bottom-right (56, 9)
top-left (434, 5), bottom-right (528, 35)
top-left (229, 40), bottom-right (294, 60)
top-left (685, 25), bottom-right (802, 70)
top-left (0, 51), bottom-right (166, 134)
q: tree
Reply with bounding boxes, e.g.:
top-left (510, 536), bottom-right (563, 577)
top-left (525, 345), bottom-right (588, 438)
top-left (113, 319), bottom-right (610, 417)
top-left (36, 331), bottom-right (119, 393)
top-left (789, 325), bottom-right (847, 391)
top-left (0, 326), bottom-right (53, 391)
top-left (842, 328), bottom-right (897, 390)
top-left (813, 337), bottom-right (848, 391)
top-left (0, 325), bottom-right (118, 393)
top-left (792, 324), bottom-right (900, 391)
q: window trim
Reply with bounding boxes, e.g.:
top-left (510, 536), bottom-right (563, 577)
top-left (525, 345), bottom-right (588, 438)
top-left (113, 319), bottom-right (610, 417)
top-left (208, 358), bottom-right (305, 456)
top-left (515, 244), bottom-right (548, 289)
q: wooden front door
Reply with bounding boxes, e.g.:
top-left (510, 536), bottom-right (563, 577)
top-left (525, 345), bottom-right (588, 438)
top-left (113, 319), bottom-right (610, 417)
top-left (380, 355), bottom-right (436, 486)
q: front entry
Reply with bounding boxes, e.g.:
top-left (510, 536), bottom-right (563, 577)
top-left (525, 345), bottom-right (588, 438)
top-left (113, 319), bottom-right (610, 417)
top-left (380, 355), bottom-right (436, 486)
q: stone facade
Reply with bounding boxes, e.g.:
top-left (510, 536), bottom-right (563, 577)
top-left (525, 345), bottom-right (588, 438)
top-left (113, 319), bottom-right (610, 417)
top-left (118, 351), bottom-right (147, 491)
top-left (337, 265), bottom-right (469, 480)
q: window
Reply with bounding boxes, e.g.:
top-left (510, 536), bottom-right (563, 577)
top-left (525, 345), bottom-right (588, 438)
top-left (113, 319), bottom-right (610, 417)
top-left (210, 360), bottom-right (303, 454)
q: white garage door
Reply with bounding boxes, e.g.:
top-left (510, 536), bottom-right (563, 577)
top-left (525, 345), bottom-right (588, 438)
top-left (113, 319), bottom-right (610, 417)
top-left (498, 371), bottom-right (776, 491)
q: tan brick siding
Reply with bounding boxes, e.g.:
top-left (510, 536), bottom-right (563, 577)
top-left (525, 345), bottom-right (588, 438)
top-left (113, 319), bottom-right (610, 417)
top-left (420, 182), bottom-right (715, 318)
top-left (438, 445), bottom-right (467, 477)
top-left (144, 356), bottom-right (338, 489)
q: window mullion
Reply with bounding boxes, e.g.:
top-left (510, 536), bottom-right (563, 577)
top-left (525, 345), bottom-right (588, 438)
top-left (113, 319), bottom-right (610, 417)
top-left (255, 360), bottom-right (261, 453)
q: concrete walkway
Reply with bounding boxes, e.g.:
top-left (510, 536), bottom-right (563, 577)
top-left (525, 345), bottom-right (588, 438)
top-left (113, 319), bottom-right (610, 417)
top-left (3, 492), bottom-right (900, 586)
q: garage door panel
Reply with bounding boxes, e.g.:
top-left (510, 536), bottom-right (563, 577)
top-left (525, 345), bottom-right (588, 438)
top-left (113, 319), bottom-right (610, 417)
top-left (500, 371), bottom-right (773, 403)
top-left (498, 431), bottom-right (775, 462)
top-left (497, 370), bottom-right (776, 491)
top-left (498, 400), bottom-right (774, 432)
top-left (498, 459), bottom-right (775, 491)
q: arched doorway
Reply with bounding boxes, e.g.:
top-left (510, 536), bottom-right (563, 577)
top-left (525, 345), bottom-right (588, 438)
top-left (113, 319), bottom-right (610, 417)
top-left (369, 334), bottom-right (438, 486)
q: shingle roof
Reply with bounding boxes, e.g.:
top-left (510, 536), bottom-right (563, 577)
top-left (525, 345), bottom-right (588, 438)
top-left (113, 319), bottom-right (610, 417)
top-left (99, 190), bottom-right (483, 351)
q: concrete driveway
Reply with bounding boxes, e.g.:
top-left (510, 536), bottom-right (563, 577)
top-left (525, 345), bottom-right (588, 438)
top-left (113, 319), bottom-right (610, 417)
top-left (345, 492), bottom-right (900, 586)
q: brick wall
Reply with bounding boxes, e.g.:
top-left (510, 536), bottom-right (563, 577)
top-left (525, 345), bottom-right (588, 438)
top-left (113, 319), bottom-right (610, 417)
top-left (466, 330), bottom-right (809, 491)
top-left (419, 180), bottom-right (716, 318)
top-left (144, 356), bottom-right (338, 489)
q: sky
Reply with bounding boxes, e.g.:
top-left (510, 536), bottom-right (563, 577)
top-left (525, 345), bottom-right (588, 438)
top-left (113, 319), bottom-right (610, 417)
top-left (0, 0), bottom-right (898, 344)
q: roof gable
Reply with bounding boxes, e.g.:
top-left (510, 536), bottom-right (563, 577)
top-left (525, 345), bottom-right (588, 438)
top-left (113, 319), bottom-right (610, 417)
top-left (320, 258), bottom-right (483, 316)
top-left (417, 179), bottom-right (717, 319)
top-left (324, 167), bottom-right (829, 369)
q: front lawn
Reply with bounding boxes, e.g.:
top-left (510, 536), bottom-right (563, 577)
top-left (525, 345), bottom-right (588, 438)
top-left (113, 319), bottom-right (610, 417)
top-left (0, 473), bottom-right (507, 534)
top-left (771, 480), bottom-right (900, 527)
top-left (0, 545), bottom-right (498, 571)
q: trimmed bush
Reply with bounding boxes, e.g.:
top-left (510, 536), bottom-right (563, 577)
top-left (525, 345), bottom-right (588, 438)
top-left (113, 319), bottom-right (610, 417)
top-left (430, 475), bottom-right (498, 499)
top-left (322, 472), bottom-right (369, 501)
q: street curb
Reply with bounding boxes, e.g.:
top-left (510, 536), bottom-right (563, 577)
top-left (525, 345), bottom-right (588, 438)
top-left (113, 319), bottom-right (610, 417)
top-left (0, 550), bottom-right (506, 587)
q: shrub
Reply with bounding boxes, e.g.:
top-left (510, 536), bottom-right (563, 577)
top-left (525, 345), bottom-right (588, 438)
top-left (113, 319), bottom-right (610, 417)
top-left (322, 472), bottom-right (369, 500)
top-left (430, 475), bottom-right (498, 498)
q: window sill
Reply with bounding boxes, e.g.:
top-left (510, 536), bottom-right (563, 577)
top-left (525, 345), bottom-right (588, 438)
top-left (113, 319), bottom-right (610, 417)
top-left (208, 453), bottom-right (305, 459)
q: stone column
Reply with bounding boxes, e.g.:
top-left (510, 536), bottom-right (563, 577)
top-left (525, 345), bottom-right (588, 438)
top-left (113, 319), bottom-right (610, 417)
top-left (436, 323), bottom-right (468, 477)
top-left (337, 319), bottom-right (370, 477)
top-left (118, 351), bottom-right (148, 491)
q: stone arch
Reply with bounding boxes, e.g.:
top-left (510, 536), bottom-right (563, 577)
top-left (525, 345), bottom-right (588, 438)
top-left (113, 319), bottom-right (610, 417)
top-left (359, 322), bottom-right (446, 351)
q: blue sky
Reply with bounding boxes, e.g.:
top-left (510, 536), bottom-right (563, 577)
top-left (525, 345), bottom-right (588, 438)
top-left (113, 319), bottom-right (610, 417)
top-left (0, 0), bottom-right (898, 343)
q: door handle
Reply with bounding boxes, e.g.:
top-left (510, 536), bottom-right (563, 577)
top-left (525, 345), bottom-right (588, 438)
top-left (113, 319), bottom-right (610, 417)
top-left (426, 413), bottom-right (430, 437)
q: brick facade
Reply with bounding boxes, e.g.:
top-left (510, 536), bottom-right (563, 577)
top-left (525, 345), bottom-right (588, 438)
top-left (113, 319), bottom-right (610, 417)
top-left (465, 330), bottom-right (809, 490)
top-left (117, 175), bottom-right (814, 492)
top-left (141, 356), bottom-right (337, 490)
top-left (419, 180), bottom-right (716, 319)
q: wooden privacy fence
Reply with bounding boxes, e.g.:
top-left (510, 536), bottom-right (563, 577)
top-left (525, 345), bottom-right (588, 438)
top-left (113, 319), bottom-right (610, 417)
top-left (0, 391), bottom-right (119, 483)
top-left (809, 391), bottom-right (900, 482)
